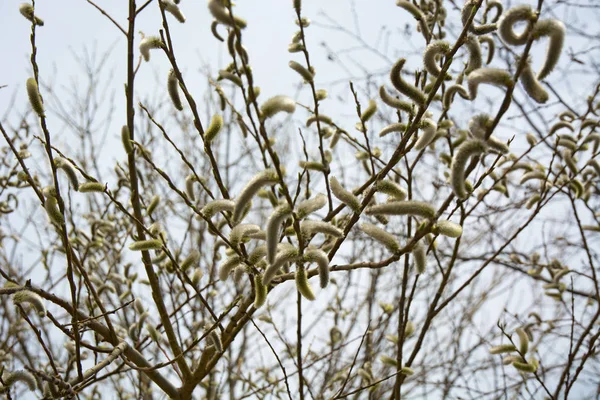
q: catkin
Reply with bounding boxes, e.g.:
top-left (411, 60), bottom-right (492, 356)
top-left (207, 0), bottom-right (247, 29)
top-left (260, 95), bottom-right (296, 120)
top-left (379, 86), bottom-right (414, 115)
top-left (219, 256), bottom-right (242, 281)
top-left (450, 140), bottom-right (488, 199)
top-left (442, 85), bottom-right (470, 109)
top-left (44, 195), bottom-right (64, 225)
top-left (79, 182), bottom-right (105, 192)
top-left (295, 267), bottom-right (316, 300)
top-left (330, 176), bottom-right (360, 211)
top-left (19, 3), bottom-right (44, 26)
top-left (433, 220), bottom-right (463, 238)
top-left (379, 123), bottom-right (407, 137)
top-left (139, 36), bottom-right (164, 62)
top-left (167, 69), bottom-right (183, 110)
top-left (233, 169), bottom-right (280, 223)
top-left (467, 68), bottom-right (513, 99)
top-left (13, 290), bottom-right (46, 317)
top-left (161, 0), bottom-right (186, 23)
top-left (464, 35), bottom-right (483, 75)
top-left (201, 199), bottom-right (234, 218)
top-left (360, 223), bottom-right (400, 252)
top-left (263, 246), bottom-right (298, 285)
top-left (414, 118), bottom-right (438, 150)
top-left (253, 275), bottom-right (267, 308)
top-left (519, 57), bottom-right (549, 103)
top-left (229, 224), bottom-right (260, 247)
top-left (532, 19), bottom-right (565, 80)
top-left (129, 239), bottom-right (162, 251)
top-left (296, 193), bottom-right (327, 218)
top-left (396, 0), bottom-right (430, 40)
top-left (266, 204), bottom-right (292, 264)
top-left (412, 240), bottom-right (427, 273)
top-left (360, 99), bottom-right (378, 122)
top-left (498, 5), bottom-right (535, 45)
top-left (205, 114), bottom-right (223, 143)
top-left (289, 61), bottom-right (314, 83)
top-left (390, 58), bottom-right (426, 106)
top-left (54, 157), bottom-right (79, 190)
top-left (365, 200), bottom-right (436, 219)
top-left (1, 370), bottom-right (37, 392)
top-left (376, 180), bottom-right (407, 200)
top-left (423, 40), bottom-right (451, 79)
top-left (303, 249), bottom-right (330, 288)
top-left (461, 0), bottom-right (497, 35)
top-left (26, 78), bottom-right (44, 116)
top-left (489, 344), bottom-right (517, 354)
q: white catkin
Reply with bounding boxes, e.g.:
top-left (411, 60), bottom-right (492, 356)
top-left (54, 157), bottom-right (79, 190)
top-left (263, 246), bottom-right (298, 285)
top-left (300, 220), bottom-right (343, 239)
top-left (390, 58), bottom-right (426, 106)
top-left (161, 0), bottom-right (186, 23)
top-left (229, 224), bottom-right (261, 247)
top-left (450, 140), bottom-right (488, 199)
top-left (139, 36), bottom-right (164, 62)
top-left (20, 3), bottom-right (44, 26)
top-left (266, 204), bottom-right (292, 264)
top-left (498, 4), bottom-right (535, 45)
top-left (396, 0), bottom-right (430, 40)
top-left (461, 0), bottom-right (497, 35)
top-left (330, 176), bottom-right (361, 211)
top-left (13, 290), bottom-right (46, 317)
top-left (2, 370), bottom-right (37, 392)
top-left (379, 123), bottom-right (408, 137)
top-left (467, 68), bottom-right (513, 99)
top-left (167, 69), bottom-right (183, 110)
top-left (218, 256), bottom-right (241, 281)
top-left (365, 200), bottom-right (436, 219)
top-left (442, 85), bottom-right (470, 109)
top-left (303, 249), bottom-right (331, 288)
top-left (519, 58), bottom-right (549, 103)
top-left (376, 180), bottom-right (407, 200)
top-left (260, 95), bottom-right (296, 120)
top-left (207, 0), bottom-right (247, 29)
top-left (423, 40), bottom-right (451, 79)
top-left (360, 223), bottom-right (400, 252)
top-left (433, 220), bottom-right (463, 238)
top-left (412, 240), bottom-right (427, 274)
top-left (379, 86), bottom-right (414, 114)
top-left (233, 169), bottom-right (280, 223)
top-left (414, 118), bottom-right (438, 150)
top-left (201, 199), bottom-right (235, 218)
top-left (296, 193), bottom-right (327, 219)
top-left (464, 35), bottom-right (483, 75)
top-left (532, 19), bottom-right (566, 80)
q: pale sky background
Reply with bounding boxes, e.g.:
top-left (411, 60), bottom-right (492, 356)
top-left (1, 0), bottom-right (599, 398)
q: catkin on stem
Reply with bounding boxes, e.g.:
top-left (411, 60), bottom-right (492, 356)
top-left (26, 78), bottom-right (44, 117)
top-left (450, 140), bottom-right (488, 199)
top-left (233, 169), bottom-right (280, 223)
top-left (390, 58), bottom-right (426, 106)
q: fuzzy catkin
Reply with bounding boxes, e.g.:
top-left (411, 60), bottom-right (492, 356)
top-left (390, 58), bottom-right (426, 106)
top-left (233, 169), bottom-right (280, 223)
top-left (260, 95), bottom-right (296, 120)
top-left (295, 267), bottom-right (316, 300)
top-left (266, 204), bottom-right (292, 264)
top-left (205, 114), bottom-right (223, 143)
top-left (253, 275), bottom-right (267, 308)
top-left (365, 200), bottom-right (436, 219)
top-left (442, 85), bottom-right (470, 109)
top-left (129, 239), bottom-right (162, 251)
top-left (467, 68), bottom-right (513, 99)
top-left (376, 180), bottom-right (407, 200)
top-left (360, 223), bottom-right (400, 252)
top-left (13, 290), bottom-right (46, 317)
top-left (296, 193), bottom-right (327, 218)
top-left (498, 4), bottom-right (535, 45)
top-left (26, 78), bottom-right (44, 116)
top-left (433, 220), bottom-right (463, 238)
top-left (414, 118), bottom-right (438, 150)
top-left (167, 69), bottom-right (183, 110)
top-left (423, 40), bottom-right (451, 79)
top-left (412, 240), bottom-right (427, 273)
top-left (19, 3), bottom-right (44, 26)
top-left (289, 61), bottom-right (314, 83)
top-left (464, 35), bottom-right (483, 75)
top-left (207, 0), bottom-right (247, 29)
top-left (450, 140), bottom-right (488, 199)
top-left (79, 182), bottom-right (105, 193)
top-left (303, 249), bottom-right (330, 288)
top-left (139, 36), bottom-right (164, 62)
top-left (532, 19), bottom-right (566, 80)
top-left (330, 176), bottom-right (360, 211)
top-left (519, 58), bottom-right (549, 103)
top-left (54, 157), bottom-right (79, 190)
top-left (379, 86), bottom-right (414, 115)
